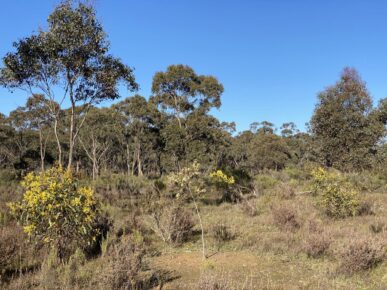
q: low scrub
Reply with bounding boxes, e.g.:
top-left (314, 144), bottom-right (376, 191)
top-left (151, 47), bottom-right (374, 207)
top-left (271, 203), bottom-right (301, 232)
top-left (196, 272), bottom-right (235, 290)
top-left (211, 223), bottom-right (235, 249)
top-left (303, 232), bottom-right (331, 258)
top-left (369, 221), bottom-right (386, 234)
top-left (338, 237), bottom-right (385, 275)
top-left (147, 202), bottom-right (195, 245)
top-left (97, 234), bottom-right (151, 289)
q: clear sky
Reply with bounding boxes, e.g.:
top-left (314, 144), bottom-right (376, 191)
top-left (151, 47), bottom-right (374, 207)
top-left (1, 0), bottom-right (386, 132)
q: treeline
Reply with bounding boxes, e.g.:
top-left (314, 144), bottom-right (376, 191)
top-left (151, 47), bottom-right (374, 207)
top-left (0, 66), bottom-right (386, 179)
top-left (0, 2), bottom-right (386, 180)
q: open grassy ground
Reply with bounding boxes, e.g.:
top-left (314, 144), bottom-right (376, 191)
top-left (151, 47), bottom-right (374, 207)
top-left (148, 192), bottom-right (387, 289)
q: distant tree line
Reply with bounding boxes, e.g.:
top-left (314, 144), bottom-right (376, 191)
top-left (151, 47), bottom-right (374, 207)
top-left (0, 2), bottom-right (386, 179)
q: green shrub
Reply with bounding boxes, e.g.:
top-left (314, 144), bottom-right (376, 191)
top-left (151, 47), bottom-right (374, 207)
top-left (312, 168), bottom-right (360, 218)
top-left (345, 171), bottom-right (387, 192)
top-left (254, 174), bottom-right (279, 195)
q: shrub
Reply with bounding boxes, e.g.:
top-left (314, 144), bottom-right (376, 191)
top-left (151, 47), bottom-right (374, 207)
top-left (211, 223), bottom-right (235, 249)
top-left (147, 202), bottom-right (195, 245)
top-left (312, 168), bottom-right (360, 218)
top-left (254, 174), bottom-right (278, 195)
top-left (8, 167), bottom-right (100, 260)
top-left (239, 198), bottom-right (259, 217)
top-left (209, 170), bottom-right (238, 202)
top-left (369, 221), bottom-right (386, 234)
top-left (271, 204), bottom-right (300, 231)
top-left (338, 237), bottom-right (385, 275)
top-left (276, 183), bottom-right (296, 199)
top-left (167, 161), bottom-right (207, 259)
top-left (303, 232), bottom-right (331, 258)
top-left (196, 272), bottom-right (234, 290)
top-left (97, 234), bottom-right (152, 289)
top-left (357, 200), bottom-right (375, 216)
top-left (0, 226), bottom-right (24, 274)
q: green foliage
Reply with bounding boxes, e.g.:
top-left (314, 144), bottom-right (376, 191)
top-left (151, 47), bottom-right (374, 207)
top-left (310, 68), bottom-right (385, 171)
top-left (8, 167), bottom-right (100, 259)
top-left (254, 174), bottom-right (279, 194)
top-left (312, 167), bottom-right (360, 218)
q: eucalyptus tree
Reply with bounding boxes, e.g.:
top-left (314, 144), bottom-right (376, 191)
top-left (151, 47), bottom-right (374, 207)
top-left (114, 95), bottom-right (162, 176)
top-left (0, 113), bottom-right (15, 168)
top-left (150, 64), bottom-right (223, 128)
top-left (151, 65), bottom-right (224, 171)
top-left (0, 1), bottom-right (137, 170)
top-left (79, 107), bottom-right (121, 179)
top-left (280, 122), bottom-right (299, 137)
top-left (15, 95), bottom-right (54, 171)
top-left (310, 68), bottom-right (385, 170)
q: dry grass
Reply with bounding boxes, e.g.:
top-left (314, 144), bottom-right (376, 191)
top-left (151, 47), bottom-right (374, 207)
top-left (1, 175), bottom-right (386, 289)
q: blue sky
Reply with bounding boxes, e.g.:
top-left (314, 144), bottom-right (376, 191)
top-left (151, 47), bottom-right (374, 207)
top-left (1, 0), bottom-right (387, 132)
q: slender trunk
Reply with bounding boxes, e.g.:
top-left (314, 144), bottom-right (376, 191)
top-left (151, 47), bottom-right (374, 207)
top-left (126, 144), bottom-right (131, 176)
top-left (131, 149), bottom-right (136, 176)
top-left (190, 190), bottom-right (206, 259)
top-left (92, 139), bottom-right (98, 180)
top-left (137, 142), bottom-right (143, 176)
top-left (67, 80), bottom-right (75, 172)
top-left (68, 104), bottom-right (75, 171)
top-left (173, 94), bottom-right (182, 128)
top-left (39, 129), bottom-right (45, 171)
top-left (54, 120), bottom-right (62, 166)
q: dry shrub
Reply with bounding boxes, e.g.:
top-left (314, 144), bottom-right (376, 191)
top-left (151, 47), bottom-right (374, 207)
top-left (272, 204), bottom-right (300, 231)
top-left (306, 218), bottom-right (323, 234)
top-left (147, 203), bottom-right (195, 245)
top-left (212, 224), bottom-right (235, 249)
top-left (357, 200), bottom-right (375, 216)
top-left (0, 227), bottom-right (20, 271)
top-left (338, 237), bottom-right (386, 275)
top-left (303, 232), bottom-right (331, 258)
top-left (239, 198), bottom-right (258, 217)
top-left (98, 234), bottom-right (150, 289)
top-left (0, 225), bottom-right (27, 283)
top-left (277, 183), bottom-right (296, 199)
top-left (196, 272), bottom-right (235, 290)
top-left (369, 221), bottom-right (386, 234)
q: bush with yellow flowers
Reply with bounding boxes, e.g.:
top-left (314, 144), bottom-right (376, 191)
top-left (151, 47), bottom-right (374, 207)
top-left (209, 169), bottom-right (238, 202)
top-left (8, 166), bottom-right (99, 260)
top-left (311, 167), bottom-right (360, 218)
top-left (209, 170), bottom-right (235, 188)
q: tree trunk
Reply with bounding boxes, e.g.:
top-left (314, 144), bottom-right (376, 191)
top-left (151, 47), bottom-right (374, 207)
top-left (137, 142), bottom-right (143, 176)
top-left (67, 81), bottom-right (76, 172)
top-left (126, 144), bottom-right (131, 176)
top-left (39, 129), bottom-right (45, 171)
top-left (92, 139), bottom-right (97, 180)
top-left (190, 189), bottom-right (206, 260)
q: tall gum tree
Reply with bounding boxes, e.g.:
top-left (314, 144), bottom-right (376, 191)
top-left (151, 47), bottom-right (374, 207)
top-left (310, 68), bottom-right (385, 170)
top-left (0, 1), bottom-right (138, 170)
